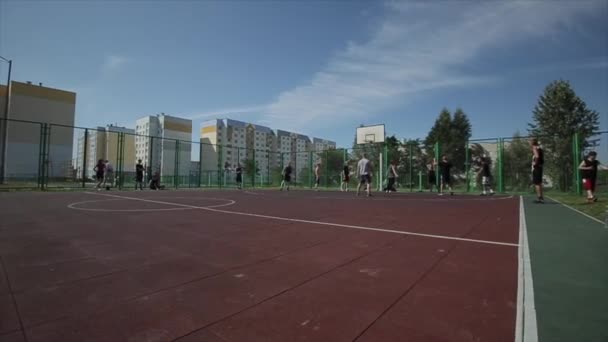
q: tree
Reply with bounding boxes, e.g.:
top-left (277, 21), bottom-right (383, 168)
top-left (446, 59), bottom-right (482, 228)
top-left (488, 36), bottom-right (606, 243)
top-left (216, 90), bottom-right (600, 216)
top-left (242, 158), bottom-right (258, 183)
top-left (400, 138), bottom-right (425, 189)
top-left (451, 108), bottom-right (472, 171)
top-left (424, 108), bottom-right (472, 172)
top-left (528, 80), bottom-right (600, 190)
top-left (503, 132), bottom-right (532, 191)
top-left (386, 136), bottom-right (401, 165)
top-left (424, 108), bottom-right (452, 155)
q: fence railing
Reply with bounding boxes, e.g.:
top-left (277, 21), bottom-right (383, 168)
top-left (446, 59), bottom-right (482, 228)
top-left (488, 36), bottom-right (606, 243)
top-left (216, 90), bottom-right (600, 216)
top-left (0, 117), bottom-right (604, 194)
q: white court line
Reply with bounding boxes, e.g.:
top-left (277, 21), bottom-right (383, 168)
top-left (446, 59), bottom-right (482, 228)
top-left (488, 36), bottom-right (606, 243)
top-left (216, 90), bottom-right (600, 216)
top-left (312, 195), bottom-right (515, 202)
top-left (84, 192), bottom-right (518, 247)
top-left (68, 197), bottom-right (235, 212)
top-left (515, 196), bottom-right (538, 342)
top-left (546, 195), bottom-right (605, 227)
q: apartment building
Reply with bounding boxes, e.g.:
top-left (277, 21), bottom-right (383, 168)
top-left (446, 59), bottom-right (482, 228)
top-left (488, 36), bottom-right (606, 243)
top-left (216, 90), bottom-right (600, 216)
top-left (135, 114), bottom-right (192, 177)
top-left (200, 119), bottom-right (274, 173)
top-left (312, 137), bottom-right (337, 164)
top-left (0, 81), bottom-right (76, 180)
top-left (75, 125), bottom-right (135, 179)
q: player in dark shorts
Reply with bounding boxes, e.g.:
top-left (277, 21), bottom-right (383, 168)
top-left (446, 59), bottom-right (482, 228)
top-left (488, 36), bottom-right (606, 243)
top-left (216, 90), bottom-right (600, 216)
top-left (438, 155), bottom-right (454, 196)
top-left (235, 164), bottom-right (243, 189)
top-left (93, 159), bottom-right (105, 191)
top-left (530, 138), bottom-right (544, 203)
top-left (135, 159), bottom-right (144, 190)
top-left (477, 157), bottom-right (495, 196)
top-left (427, 158), bottom-right (437, 192)
top-left (384, 160), bottom-right (398, 193)
top-left (341, 164), bottom-right (350, 192)
top-left (356, 154), bottom-right (373, 197)
top-left (314, 163), bottom-right (321, 191)
top-left (280, 162), bottom-right (292, 191)
top-left (579, 151), bottom-right (600, 203)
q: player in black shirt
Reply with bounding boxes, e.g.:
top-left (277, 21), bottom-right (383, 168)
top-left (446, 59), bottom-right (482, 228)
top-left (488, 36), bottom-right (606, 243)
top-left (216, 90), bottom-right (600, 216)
top-left (341, 164), bottom-right (350, 192)
top-left (135, 159), bottom-right (144, 190)
top-left (235, 164), bottom-right (243, 190)
top-left (579, 151), bottom-right (600, 203)
top-left (280, 162), bottom-right (292, 191)
top-left (438, 155), bottom-right (454, 196)
top-left (530, 138), bottom-right (544, 203)
top-left (427, 158), bottom-right (437, 192)
top-left (477, 157), bottom-right (495, 196)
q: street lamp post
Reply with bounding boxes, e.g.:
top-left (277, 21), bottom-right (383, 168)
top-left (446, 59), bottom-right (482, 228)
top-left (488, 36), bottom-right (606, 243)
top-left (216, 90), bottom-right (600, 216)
top-left (0, 56), bottom-right (12, 184)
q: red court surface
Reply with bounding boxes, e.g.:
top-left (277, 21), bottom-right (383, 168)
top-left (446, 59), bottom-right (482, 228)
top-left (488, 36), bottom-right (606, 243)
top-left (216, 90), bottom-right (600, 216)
top-left (0, 189), bottom-right (520, 342)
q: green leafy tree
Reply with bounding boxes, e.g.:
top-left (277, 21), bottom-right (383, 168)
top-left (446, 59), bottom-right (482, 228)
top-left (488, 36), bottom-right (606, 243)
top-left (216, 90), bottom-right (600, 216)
top-left (324, 149), bottom-right (345, 187)
top-left (424, 108), bottom-right (452, 155)
top-left (528, 80), bottom-right (600, 190)
top-left (242, 158), bottom-right (258, 183)
top-left (503, 132), bottom-right (533, 191)
top-left (400, 138), bottom-right (425, 189)
top-left (424, 108), bottom-right (472, 172)
top-left (451, 108), bottom-right (473, 170)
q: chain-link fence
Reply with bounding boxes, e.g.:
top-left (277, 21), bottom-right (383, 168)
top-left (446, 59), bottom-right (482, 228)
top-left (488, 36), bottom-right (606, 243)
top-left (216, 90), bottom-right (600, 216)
top-left (0, 117), bottom-right (602, 195)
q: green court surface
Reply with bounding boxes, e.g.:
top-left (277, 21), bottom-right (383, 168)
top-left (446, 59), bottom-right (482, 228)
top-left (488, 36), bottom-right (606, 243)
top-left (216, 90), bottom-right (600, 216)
top-left (524, 197), bottom-right (608, 342)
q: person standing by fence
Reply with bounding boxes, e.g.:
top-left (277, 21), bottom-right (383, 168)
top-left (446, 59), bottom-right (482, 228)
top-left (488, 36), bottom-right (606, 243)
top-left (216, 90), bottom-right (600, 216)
top-left (280, 162), bottom-right (293, 191)
top-left (427, 158), bottom-right (437, 192)
top-left (438, 155), bottom-right (454, 196)
top-left (235, 164), bottom-right (243, 189)
top-left (478, 157), bottom-right (495, 196)
top-left (356, 154), bottom-right (373, 197)
top-left (530, 138), bottom-right (544, 203)
top-left (579, 151), bottom-right (599, 203)
top-left (384, 161), bottom-right (398, 193)
top-left (94, 159), bottom-right (105, 191)
top-left (314, 163), bottom-right (321, 191)
top-left (341, 164), bottom-right (350, 192)
top-left (135, 159), bottom-right (144, 190)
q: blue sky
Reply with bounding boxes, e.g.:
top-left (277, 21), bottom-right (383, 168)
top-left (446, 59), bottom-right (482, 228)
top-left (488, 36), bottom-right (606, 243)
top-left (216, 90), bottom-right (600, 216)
top-left (1, 0), bottom-right (607, 151)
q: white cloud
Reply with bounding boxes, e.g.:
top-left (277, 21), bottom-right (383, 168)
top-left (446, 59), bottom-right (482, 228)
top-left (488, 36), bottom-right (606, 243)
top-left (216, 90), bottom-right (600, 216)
top-left (101, 55), bottom-right (128, 74)
top-left (261, 0), bottom-right (605, 130)
top-left (185, 105), bottom-right (267, 120)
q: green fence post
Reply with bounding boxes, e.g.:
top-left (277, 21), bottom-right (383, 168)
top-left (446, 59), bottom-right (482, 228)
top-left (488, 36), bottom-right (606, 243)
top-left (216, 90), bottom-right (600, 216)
top-left (81, 129), bottom-right (88, 188)
top-left (43, 124), bottom-right (51, 190)
top-left (37, 123), bottom-right (45, 189)
top-left (384, 143), bottom-right (388, 191)
top-left (324, 150), bottom-right (328, 188)
top-left (148, 136), bottom-right (154, 182)
top-left (174, 140), bottom-right (179, 188)
top-left (498, 138), bottom-right (504, 193)
top-left (573, 132), bottom-right (582, 195)
top-left (120, 132), bottom-right (125, 189)
top-left (465, 141), bottom-right (470, 193)
top-left (198, 143), bottom-right (203, 188)
top-left (434, 141), bottom-right (441, 186)
top-left (217, 143), bottom-right (222, 189)
top-left (409, 143), bottom-right (413, 192)
top-left (251, 148), bottom-right (256, 187)
top-left (418, 170), bottom-right (423, 192)
top-left (308, 151), bottom-right (313, 188)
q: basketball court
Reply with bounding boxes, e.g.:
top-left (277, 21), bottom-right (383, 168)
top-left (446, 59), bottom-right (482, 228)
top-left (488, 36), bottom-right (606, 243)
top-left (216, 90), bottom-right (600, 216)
top-left (0, 188), bottom-right (532, 342)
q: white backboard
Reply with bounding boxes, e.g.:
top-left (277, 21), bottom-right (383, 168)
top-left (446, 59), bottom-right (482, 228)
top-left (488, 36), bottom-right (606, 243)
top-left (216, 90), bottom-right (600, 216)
top-left (356, 124), bottom-right (385, 144)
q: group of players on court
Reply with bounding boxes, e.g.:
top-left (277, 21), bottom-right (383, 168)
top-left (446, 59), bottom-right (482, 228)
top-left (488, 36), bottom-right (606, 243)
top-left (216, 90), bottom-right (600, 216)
top-left (93, 137), bottom-right (600, 204)
top-left (276, 138), bottom-right (602, 203)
